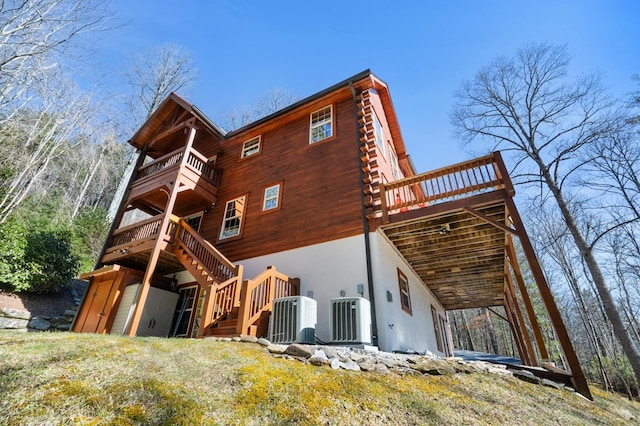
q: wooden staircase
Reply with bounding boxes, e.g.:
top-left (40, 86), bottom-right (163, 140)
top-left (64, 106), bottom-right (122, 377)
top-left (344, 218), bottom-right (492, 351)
top-left (171, 218), bottom-right (299, 338)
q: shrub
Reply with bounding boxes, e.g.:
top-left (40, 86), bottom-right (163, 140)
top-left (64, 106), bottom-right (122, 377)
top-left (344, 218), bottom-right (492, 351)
top-left (0, 219), bottom-right (79, 293)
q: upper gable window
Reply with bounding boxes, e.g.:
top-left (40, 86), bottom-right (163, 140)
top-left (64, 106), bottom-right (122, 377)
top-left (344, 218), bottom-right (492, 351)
top-left (373, 112), bottom-right (385, 157)
top-left (310, 105), bottom-right (333, 143)
top-left (241, 136), bottom-right (261, 158)
top-left (389, 143), bottom-right (400, 180)
top-left (219, 196), bottom-right (246, 240)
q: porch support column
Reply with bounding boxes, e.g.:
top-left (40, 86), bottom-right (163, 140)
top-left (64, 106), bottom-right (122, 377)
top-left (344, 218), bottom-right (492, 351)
top-left (505, 235), bottom-right (549, 360)
top-left (505, 196), bottom-right (592, 400)
top-left (505, 271), bottom-right (537, 366)
top-left (503, 293), bottom-right (528, 365)
top-left (125, 125), bottom-right (197, 336)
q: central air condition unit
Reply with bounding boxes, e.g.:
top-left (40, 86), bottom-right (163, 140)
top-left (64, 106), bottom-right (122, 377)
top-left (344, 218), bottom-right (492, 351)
top-left (330, 297), bottom-right (372, 344)
top-left (269, 296), bottom-right (317, 344)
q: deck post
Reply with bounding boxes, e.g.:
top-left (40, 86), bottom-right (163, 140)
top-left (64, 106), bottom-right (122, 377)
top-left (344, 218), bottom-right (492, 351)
top-left (505, 271), bottom-right (537, 366)
top-left (125, 125), bottom-right (197, 337)
top-left (503, 293), bottom-right (528, 365)
top-left (505, 196), bottom-right (592, 400)
top-left (505, 236), bottom-right (550, 360)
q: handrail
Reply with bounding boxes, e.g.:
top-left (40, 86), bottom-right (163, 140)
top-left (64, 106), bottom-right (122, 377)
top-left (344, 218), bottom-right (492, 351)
top-left (185, 149), bottom-right (222, 187)
top-left (236, 266), bottom-right (300, 335)
top-left (174, 219), bottom-right (238, 283)
top-left (133, 146), bottom-right (222, 187)
top-left (135, 147), bottom-right (184, 181)
top-left (380, 152), bottom-right (513, 223)
top-left (107, 214), bottom-right (165, 249)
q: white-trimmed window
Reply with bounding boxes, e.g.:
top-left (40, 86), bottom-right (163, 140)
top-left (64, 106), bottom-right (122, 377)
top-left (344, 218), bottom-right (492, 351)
top-left (389, 143), bottom-right (400, 180)
top-left (241, 136), bottom-right (261, 158)
top-left (220, 196), bottom-right (246, 240)
top-left (310, 105), bottom-right (333, 143)
top-left (262, 183), bottom-right (281, 211)
top-left (398, 269), bottom-right (412, 315)
top-left (373, 112), bottom-right (385, 157)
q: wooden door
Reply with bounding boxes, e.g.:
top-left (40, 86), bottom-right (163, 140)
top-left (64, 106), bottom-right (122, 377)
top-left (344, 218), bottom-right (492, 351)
top-left (74, 274), bottom-right (121, 333)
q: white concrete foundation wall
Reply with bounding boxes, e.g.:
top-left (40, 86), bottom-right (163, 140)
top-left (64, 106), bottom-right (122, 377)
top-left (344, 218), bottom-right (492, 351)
top-left (238, 234), bottom-right (369, 342)
top-left (370, 230), bottom-right (447, 356)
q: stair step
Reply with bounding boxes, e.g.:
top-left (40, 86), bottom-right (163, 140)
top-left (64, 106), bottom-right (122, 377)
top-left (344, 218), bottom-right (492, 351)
top-left (209, 325), bottom-right (237, 335)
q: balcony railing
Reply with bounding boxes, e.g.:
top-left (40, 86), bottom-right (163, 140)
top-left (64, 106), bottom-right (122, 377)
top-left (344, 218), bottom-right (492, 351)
top-left (380, 152), bottom-right (514, 223)
top-left (133, 146), bottom-right (222, 188)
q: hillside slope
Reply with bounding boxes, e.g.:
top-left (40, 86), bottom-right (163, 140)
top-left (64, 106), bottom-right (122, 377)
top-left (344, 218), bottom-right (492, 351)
top-left (0, 332), bottom-right (637, 425)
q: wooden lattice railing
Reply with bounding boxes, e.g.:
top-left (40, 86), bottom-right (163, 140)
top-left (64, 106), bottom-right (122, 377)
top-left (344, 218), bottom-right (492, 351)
top-left (380, 151), bottom-right (514, 223)
top-left (107, 214), bottom-right (164, 252)
top-left (236, 266), bottom-right (300, 336)
top-left (133, 146), bottom-right (222, 187)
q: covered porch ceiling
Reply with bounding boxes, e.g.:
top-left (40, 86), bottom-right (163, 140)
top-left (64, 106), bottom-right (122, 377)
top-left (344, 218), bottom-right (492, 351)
top-left (380, 197), bottom-right (507, 310)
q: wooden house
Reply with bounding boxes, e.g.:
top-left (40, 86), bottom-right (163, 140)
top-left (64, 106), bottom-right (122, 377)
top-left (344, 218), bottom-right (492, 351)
top-left (72, 70), bottom-right (591, 399)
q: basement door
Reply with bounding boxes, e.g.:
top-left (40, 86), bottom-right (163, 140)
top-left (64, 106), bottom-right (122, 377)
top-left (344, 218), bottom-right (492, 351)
top-left (74, 273), bottom-right (121, 333)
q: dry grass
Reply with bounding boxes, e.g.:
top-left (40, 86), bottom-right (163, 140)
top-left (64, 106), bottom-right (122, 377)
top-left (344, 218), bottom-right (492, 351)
top-left (0, 331), bottom-right (638, 425)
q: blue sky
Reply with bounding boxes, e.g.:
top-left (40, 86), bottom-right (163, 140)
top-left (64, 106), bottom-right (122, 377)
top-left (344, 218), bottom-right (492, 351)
top-left (102, 0), bottom-right (639, 172)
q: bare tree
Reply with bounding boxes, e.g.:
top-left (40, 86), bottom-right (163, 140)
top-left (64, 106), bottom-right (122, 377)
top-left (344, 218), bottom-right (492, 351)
top-left (123, 43), bottom-right (197, 131)
top-left (219, 87), bottom-right (299, 131)
top-left (451, 43), bottom-right (640, 384)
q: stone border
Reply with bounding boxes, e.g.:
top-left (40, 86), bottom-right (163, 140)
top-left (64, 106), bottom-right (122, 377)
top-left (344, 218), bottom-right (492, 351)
top-left (204, 335), bottom-right (574, 393)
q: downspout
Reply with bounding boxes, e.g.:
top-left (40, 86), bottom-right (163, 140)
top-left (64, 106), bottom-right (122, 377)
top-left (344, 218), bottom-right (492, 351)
top-left (350, 81), bottom-right (378, 347)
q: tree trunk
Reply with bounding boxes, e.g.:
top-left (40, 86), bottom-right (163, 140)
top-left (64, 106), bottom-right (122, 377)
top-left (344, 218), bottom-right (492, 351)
top-left (539, 164), bottom-right (640, 385)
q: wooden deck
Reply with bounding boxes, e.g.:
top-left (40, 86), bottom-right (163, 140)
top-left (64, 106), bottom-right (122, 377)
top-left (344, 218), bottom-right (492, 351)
top-left (378, 153), bottom-right (514, 310)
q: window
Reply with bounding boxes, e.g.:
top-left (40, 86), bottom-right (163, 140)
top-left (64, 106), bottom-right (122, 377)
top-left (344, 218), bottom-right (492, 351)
top-left (310, 105), bottom-right (333, 143)
top-left (431, 305), bottom-right (443, 352)
top-left (389, 143), bottom-right (400, 180)
top-left (185, 212), bottom-right (203, 232)
top-left (219, 196), bottom-right (246, 240)
top-left (241, 136), bottom-right (261, 158)
top-left (373, 112), bottom-right (385, 157)
top-left (262, 182), bottom-right (282, 211)
top-left (397, 269), bottom-right (412, 314)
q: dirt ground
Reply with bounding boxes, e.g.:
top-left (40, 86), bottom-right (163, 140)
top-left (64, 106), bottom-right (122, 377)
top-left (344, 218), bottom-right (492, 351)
top-left (0, 280), bottom-right (87, 317)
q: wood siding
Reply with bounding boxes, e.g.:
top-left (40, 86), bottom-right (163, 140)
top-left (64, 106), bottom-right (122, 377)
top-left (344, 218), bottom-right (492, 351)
top-left (200, 96), bottom-right (364, 262)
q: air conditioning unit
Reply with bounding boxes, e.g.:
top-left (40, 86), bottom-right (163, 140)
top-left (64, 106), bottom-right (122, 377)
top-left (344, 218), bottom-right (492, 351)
top-left (269, 296), bottom-right (317, 344)
top-left (330, 297), bottom-right (372, 344)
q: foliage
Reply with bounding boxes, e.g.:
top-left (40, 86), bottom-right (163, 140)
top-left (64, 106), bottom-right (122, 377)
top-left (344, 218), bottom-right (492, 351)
top-left (70, 207), bottom-right (110, 272)
top-left (0, 217), bottom-right (78, 293)
top-left (1, 332), bottom-right (638, 425)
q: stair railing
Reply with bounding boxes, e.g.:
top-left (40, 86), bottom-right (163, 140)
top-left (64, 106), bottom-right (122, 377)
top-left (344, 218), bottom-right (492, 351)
top-left (236, 266), bottom-right (300, 336)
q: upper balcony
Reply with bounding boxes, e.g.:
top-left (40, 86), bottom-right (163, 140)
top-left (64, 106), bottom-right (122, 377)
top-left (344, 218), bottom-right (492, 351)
top-left (127, 145), bottom-right (222, 217)
top-left (376, 152), bottom-right (515, 310)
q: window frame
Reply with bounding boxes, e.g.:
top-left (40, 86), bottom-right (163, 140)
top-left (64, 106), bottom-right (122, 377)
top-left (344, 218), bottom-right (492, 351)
top-left (262, 181), bottom-right (283, 212)
top-left (184, 211), bottom-right (204, 232)
top-left (431, 305), bottom-right (444, 352)
top-left (373, 111), bottom-right (386, 158)
top-left (388, 142), bottom-right (400, 180)
top-left (309, 105), bottom-right (333, 144)
top-left (241, 136), bottom-right (262, 159)
top-left (219, 195), bottom-right (247, 241)
top-left (397, 269), bottom-right (412, 315)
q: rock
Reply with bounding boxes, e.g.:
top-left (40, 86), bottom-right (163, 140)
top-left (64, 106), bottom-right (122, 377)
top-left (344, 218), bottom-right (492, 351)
top-left (487, 367), bottom-right (512, 377)
top-left (257, 338), bottom-right (271, 347)
top-left (412, 359), bottom-right (455, 375)
top-left (0, 317), bottom-right (29, 329)
top-left (541, 378), bottom-right (564, 389)
top-left (329, 358), bottom-right (360, 371)
top-left (357, 359), bottom-right (378, 371)
top-left (511, 370), bottom-right (541, 384)
top-left (1, 308), bottom-right (31, 320)
top-left (28, 317), bottom-right (51, 331)
top-left (53, 324), bottom-right (71, 331)
top-left (204, 336), bottom-right (219, 341)
top-left (240, 335), bottom-right (258, 343)
top-left (267, 344), bottom-right (288, 354)
top-left (309, 349), bottom-right (329, 365)
top-left (221, 337), bottom-right (232, 342)
top-left (285, 343), bottom-right (316, 358)
top-left (231, 337), bottom-right (242, 342)
top-left (64, 309), bottom-right (77, 317)
top-left (318, 346), bottom-right (340, 359)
